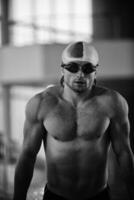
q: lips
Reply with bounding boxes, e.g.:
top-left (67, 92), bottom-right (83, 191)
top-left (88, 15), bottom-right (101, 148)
top-left (74, 80), bottom-right (85, 84)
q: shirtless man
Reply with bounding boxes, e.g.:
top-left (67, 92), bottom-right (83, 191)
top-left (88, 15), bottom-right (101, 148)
top-left (13, 41), bottom-right (134, 200)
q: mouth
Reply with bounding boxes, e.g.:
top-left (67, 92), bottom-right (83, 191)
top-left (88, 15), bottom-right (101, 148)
top-left (74, 80), bottom-right (86, 85)
top-left (75, 80), bottom-right (85, 84)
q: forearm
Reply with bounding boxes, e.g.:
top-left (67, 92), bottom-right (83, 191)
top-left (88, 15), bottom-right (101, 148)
top-left (118, 150), bottom-right (134, 199)
top-left (13, 154), bottom-right (36, 200)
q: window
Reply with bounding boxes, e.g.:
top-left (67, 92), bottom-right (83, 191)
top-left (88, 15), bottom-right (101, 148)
top-left (0, 2), bottom-right (2, 45)
top-left (9, 0), bottom-right (93, 45)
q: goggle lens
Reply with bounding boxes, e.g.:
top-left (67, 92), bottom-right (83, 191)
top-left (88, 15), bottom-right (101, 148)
top-left (62, 62), bottom-right (97, 75)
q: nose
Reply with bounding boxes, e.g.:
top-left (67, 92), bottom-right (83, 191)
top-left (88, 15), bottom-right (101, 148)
top-left (76, 69), bottom-right (84, 78)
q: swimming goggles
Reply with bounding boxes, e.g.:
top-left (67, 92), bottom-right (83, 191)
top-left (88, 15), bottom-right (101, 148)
top-left (61, 62), bottom-right (98, 75)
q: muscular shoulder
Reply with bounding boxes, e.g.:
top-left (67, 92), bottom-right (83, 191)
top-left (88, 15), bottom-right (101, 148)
top-left (95, 86), bottom-right (128, 118)
top-left (25, 92), bottom-right (42, 123)
top-left (108, 89), bottom-right (128, 119)
top-left (25, 85), bottom-right (61, 122)
top-left (97, 86), bottom-right (128, 118)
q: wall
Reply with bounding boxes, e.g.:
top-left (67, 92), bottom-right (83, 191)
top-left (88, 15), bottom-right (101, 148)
top-left (92, 0), bottom-right (134, 39)
top-left (0, 40), bottom-right (134, 84)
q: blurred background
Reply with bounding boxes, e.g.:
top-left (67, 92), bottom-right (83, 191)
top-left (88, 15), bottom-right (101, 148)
top-left (0, 0), bottom-right (134, 200)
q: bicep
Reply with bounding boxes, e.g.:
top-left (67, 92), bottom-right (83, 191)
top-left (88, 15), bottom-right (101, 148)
top-left (110, 117), bottom-right (130, 157)
top-left (22, 94), bottom-right (47, 157)
top-left (109, 91), bottom-right (131, 156)
top-left (23, 119), bottom-right (44, 157)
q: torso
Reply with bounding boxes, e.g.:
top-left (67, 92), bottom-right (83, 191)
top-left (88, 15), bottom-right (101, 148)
top-left (38, 85), bottom-right (112, 199)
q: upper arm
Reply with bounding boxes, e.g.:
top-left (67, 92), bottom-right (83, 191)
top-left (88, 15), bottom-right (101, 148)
top-left (110, 92), bottom-right (131, 157)
top-left (22, 94), bottom-right (47, 158)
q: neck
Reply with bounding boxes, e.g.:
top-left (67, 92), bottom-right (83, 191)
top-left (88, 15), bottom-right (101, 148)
top-left (62, 85), bottom-right (93, 107)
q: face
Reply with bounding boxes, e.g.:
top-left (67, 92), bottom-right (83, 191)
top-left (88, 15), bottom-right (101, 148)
top-left (61, 61), bottom-right (97, 93)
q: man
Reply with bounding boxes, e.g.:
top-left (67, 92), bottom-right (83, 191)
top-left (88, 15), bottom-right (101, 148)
top-left (13, 41), bottom-right (134, 200)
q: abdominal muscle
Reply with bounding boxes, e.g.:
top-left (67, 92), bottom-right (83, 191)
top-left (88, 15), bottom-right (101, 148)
top-left (44, 134), bottom-right (109, 200)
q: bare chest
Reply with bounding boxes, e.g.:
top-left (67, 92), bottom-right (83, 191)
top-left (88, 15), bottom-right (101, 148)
top-left (44, 101), bottom-right (110, 141)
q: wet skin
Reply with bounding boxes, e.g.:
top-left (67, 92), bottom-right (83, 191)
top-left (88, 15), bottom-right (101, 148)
top-left (38, 86), bottom-right (111, 199)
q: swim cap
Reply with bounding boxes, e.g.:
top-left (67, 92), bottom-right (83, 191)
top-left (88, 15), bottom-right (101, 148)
top-left (62, 41), bottom-right (99, 66)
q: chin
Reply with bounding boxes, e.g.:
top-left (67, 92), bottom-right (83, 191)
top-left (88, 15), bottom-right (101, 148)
top-left (73, 87), bottom-right (87, 93)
